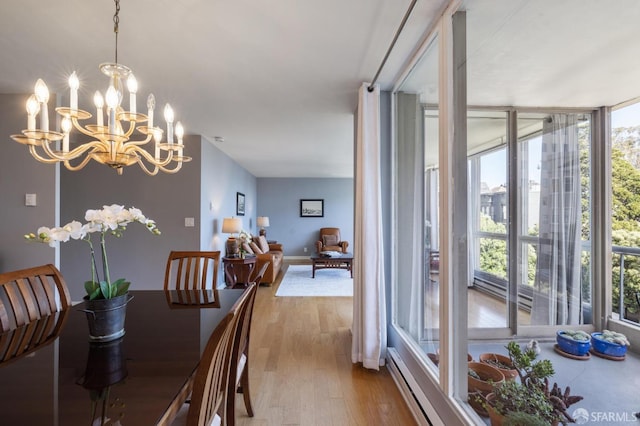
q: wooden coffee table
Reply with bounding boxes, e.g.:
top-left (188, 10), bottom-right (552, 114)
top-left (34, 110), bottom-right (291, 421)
top-left (310, 252), bottom-right (353, 278)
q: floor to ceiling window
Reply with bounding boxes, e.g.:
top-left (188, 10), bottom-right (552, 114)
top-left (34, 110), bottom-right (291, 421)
top-left (387, 1), bottom-right (640, 424)
top-left (393, 34), bottom-right (440, 377)
top-left (611, 101), bottom-right (640, 324)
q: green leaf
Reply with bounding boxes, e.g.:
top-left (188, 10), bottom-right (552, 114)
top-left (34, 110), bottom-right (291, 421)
top-left (84, 281), bottom-right (100, 298)
top-left (88, 287), bottom-right (101, 300)
top-left (99, 280), bottom-right (111, 299)
top-left (113, 279), bottom-right (130, 297)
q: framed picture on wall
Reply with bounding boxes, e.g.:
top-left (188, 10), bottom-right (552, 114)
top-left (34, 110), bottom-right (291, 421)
top-left (300, 199), bottom-right (324, 217)
top-left (236, 192), bottom-right (245, 216)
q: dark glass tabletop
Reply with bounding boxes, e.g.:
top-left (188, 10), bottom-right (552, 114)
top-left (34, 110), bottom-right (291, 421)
top-left (0, 289), bottom-right (244, 425)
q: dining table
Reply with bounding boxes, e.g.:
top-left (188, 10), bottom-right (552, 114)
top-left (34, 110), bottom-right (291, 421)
top-left (0, 288), bottom-right (245, 425)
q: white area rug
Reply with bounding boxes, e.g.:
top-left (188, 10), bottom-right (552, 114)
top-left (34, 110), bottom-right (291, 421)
top-left (275, 264), bottom-right (353, 297)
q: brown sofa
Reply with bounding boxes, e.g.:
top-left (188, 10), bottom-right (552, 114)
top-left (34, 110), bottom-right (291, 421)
top-left (241, 235), bottom-right (283, 285)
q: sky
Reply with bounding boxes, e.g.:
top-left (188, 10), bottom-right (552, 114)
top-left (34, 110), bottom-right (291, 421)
top-left (612, 102), bottom-right (640, 128)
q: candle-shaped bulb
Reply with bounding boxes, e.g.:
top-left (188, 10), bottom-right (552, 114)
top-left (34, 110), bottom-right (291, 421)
top-left (94, 91), bottom-right (104, 128)
top-left (147, 93), bottom-right (155, 128)
top-left (93, 91), bottom-right (104, 108)
top-left (105, 85), bottom-right (119, 110)
top-left (34, 79), bottom-right (49, 103)
top-left (26, 95), bottom-right (39, 131)
top-left (126, 73), bottom-right (138, 94)
top-left (153, 128), bottom-right (163, 143)
top-left (61, 116), bottom-right (72, 153)
top-left (175, 121), bottom-right (184, 142)
top-left (105, 86), bottom-right (118, 135)
top-left (34, 79), bottom-right (49, 131)
top-left (127, 74), bottom-right (137, 114)
top-left (164, 103), bottom-right (174, 123)
top-left (68, 72), bottom-right (79, 111)
top-left (61, 116), bottom-right (72, 133)
top-left (164, 104), bottom-right (174, 144)
top-left (26, 94), bottom-right (40, 116)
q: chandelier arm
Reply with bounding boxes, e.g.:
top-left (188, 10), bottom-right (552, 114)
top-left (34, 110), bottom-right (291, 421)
top-left (28, 145), bottom-right (61, 164)
top-left (134, 158), bottom-right (160, 176)
top-left (62, 153), bottom-right (98, 171)
top-left (40, 138), bottom-right (106, 162)
top-left (122, 132), bottom-right (153, 146)
top-left (70, 117), bottom-right (104, 139)
top-left (121, 120), bottom-right (137, 139)
top-left (127, 144), bottom-right (175, 167)
top-left (156, 162), bottom-right (184, 174)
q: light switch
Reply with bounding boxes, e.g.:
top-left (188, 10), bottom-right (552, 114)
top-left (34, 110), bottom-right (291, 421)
top-left (25, 193), bottom-right (37, 206)
top-left (185, 217), bottom-right (195, 227)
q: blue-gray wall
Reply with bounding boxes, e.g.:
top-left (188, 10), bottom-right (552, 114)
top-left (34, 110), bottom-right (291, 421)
top-left (257, 178), bottom-right (354, 256)
top-left (200, 138), bottom-right (258, 253)
top-left (0, 94), bottom-right (57, 272)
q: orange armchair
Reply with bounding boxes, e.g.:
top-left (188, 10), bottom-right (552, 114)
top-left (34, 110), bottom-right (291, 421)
top-left (315, 227), bottom-right (349, 253)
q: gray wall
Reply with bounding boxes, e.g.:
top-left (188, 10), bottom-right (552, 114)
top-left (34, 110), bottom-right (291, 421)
top-left (60, 135), bottom-right (203, 299)
top-left (0, 94), bottom-right (57, 272)
top-left (200, 138), bottom-right (258, 253)
top-left (256, 178), bottom-right (354, 256)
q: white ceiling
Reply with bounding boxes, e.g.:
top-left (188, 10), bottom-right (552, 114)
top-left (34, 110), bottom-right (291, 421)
top-left (0, 0), bottom-right (449, 178)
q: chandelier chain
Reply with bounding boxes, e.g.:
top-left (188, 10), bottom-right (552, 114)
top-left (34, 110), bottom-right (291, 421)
top-left (113, 0), bottom-right (120, 64)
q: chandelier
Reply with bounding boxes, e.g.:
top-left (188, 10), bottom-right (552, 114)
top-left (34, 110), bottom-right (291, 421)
top-left (10, 0), bottom-right (190, 176)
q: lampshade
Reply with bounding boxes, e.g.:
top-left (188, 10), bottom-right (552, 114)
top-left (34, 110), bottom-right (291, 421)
top-left (257, 216), bottom-right (270, 228)
top-left (221, 217), bottom-right (242, 234)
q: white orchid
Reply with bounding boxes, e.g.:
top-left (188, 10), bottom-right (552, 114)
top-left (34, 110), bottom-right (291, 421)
top-left (26, 205), bottom-right (161, 299)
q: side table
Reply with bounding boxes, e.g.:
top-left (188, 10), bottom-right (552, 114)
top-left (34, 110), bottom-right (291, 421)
top-left (223, 256), bottom-right (257, 288)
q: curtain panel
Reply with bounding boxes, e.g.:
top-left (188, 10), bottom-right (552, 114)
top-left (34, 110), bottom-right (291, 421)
top-left (352, 83), bottom-right (386, 369)
top-left (532, 114), bottom-right (582, 325)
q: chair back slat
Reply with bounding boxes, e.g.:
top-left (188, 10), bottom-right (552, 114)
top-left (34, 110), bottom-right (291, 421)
top-left (0, 309), bottom-right (68, 366)
top-left (226, 282), bottom-right (259, 424)
top-left (0, 264), bottom-right (71, 333)
top-left (187, 284), bottom-right (256, 426)
top-left (164, 251), bottom-right (220, 291)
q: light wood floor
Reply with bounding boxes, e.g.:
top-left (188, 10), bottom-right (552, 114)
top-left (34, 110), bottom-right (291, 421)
top-left (233, 263), bottom-right (417, 426)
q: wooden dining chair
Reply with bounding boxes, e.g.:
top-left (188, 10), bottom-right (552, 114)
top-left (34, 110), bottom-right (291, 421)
top-left (163, 284), bottom-right (256, 426)
top-left (0, 264), bottom-right (71, 333)
top-left (0, 308), bottom-right (69, 366)
top-left (164, 251), bottom-right (221, 291)
top-left (226, 277), bottom-right (260, 425)
top-left (248, 261), bottom-right (270, 288)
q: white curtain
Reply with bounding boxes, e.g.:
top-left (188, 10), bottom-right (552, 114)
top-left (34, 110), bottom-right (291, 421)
top-left (352, 83), bottom-right (386, 370)
top-left (532, 114), bottom-right (582, 325)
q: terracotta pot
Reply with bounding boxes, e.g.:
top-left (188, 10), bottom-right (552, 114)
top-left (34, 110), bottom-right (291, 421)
top-left (484, 394), bottom-right (504, 426)
top-left (468, 362), bottom-right (504, 396)
top-left (479, 353), bottom-right (518, 381)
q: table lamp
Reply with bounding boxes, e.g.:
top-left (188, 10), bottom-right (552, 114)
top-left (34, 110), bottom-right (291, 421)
top-left (222, 217), bottom-right (242, 257)
top-left (257, 216), bottom-right (270, 237)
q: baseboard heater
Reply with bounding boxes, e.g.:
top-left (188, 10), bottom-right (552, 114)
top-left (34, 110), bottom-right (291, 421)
top-left (387, 348), bottom-right (442, 426)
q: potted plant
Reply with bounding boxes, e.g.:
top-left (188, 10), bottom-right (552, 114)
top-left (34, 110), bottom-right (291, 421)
top-left (479, 352), bottom-right (518, 381)
top-left (556, 329), bottom-right (591, 356)
top-left (468, 361), bottom-right (504, 416)
top-left (26, 204), bottom-right (160, 341)
top-left (503, 411), bottom-right (550, 426)
top-left (591, 330), bottom-right (630, 357)
top-left (479, 341), bottom-right (583, 425)
top-left (485, 380), bottom-right (557, 426)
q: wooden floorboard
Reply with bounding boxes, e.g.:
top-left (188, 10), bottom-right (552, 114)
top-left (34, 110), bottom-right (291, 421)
top-left (234, 262), bottom-right (417, 426)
